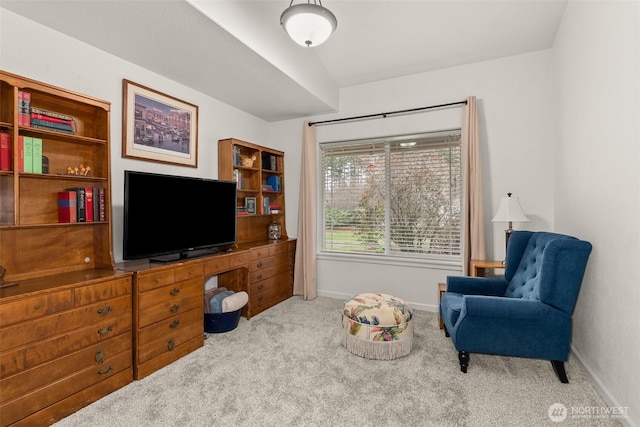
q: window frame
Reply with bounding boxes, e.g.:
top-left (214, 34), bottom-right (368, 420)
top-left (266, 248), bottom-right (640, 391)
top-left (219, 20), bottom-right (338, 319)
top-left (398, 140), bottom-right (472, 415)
top-left (318, 129), bottom-right (463, 265)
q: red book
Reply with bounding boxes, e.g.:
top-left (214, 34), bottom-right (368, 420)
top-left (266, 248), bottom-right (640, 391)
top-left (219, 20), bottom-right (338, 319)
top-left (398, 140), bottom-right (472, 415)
top-left (97, 187), bottom-right (106, 221)
top-left (0, 132), bottom-right (11, 171)
top-left (58, 191), bottom-right (77, 223)
top-left (85, 187), bottom-right (94, 222)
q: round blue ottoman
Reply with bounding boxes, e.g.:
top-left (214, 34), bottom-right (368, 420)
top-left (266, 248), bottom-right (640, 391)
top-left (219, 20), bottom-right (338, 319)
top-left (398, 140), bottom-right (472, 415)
top-left (341, 293), bottom-right (414, 360)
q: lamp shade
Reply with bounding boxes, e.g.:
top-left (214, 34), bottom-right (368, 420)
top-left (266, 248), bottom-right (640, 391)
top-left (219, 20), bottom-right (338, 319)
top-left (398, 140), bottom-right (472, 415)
top-left (491, 194), bottom-right (530, 223)
top-left (280, 2), bottom-right (337, 47)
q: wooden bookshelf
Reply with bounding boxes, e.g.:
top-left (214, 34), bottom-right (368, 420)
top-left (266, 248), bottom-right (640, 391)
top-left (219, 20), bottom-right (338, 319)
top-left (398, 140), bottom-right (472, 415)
top-left (218, 138), bottom-right (287, 244)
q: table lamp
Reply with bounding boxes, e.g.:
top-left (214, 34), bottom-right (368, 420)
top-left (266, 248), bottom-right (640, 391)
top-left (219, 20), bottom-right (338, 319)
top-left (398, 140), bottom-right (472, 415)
top-left (492, 193), bottom-right (530, 253)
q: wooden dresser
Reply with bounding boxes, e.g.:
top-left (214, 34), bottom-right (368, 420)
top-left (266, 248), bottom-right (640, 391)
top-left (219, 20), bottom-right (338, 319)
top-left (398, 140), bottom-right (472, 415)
top-left (118, 239), bottom-right (295, 380)
top-left (0, 271), bottom-right (133, 426)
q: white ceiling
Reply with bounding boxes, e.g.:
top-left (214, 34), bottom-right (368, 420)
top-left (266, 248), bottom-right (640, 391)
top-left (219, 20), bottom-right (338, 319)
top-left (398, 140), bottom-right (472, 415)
top-left (1, 0), bottom-right (568, 122)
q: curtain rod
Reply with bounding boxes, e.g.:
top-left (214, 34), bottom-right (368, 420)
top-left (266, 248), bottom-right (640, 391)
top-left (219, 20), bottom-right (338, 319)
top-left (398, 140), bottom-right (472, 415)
top-left (308, 100), bottom-right (467, 126)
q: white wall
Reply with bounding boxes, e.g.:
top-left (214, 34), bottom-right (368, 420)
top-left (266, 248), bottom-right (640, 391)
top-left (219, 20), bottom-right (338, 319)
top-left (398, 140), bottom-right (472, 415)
top-left (271, 50), bottom-right (556, 310)
top-left (553, 1), bottom-right (640, 425)
top-left (0, 9), bottom-right (271, 263)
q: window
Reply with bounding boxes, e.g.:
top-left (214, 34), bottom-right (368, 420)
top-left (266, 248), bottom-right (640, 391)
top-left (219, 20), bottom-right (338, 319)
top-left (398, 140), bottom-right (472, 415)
top-left (320, 131), bottom-right (462, 260)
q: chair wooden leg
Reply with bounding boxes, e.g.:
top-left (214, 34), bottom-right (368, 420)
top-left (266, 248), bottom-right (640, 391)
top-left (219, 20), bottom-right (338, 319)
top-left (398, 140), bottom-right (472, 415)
top-left (551, 360), bottom-right (569, 383)
top-left (458, 351), bottom-right (469, 373)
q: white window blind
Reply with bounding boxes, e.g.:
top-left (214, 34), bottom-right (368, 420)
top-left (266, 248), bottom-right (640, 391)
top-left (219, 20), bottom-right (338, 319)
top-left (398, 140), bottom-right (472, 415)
top-left (320, 131), bottom-right (462, 260)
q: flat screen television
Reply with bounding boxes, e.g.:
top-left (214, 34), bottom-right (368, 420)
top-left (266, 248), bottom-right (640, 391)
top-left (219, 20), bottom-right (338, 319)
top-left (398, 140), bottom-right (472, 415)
top-left (123, 170), bottom-right (237, 262)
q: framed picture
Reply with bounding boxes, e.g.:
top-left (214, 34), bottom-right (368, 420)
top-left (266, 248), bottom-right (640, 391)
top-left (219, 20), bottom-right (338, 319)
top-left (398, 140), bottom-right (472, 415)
top-left (245, 197), bottom-right (257, 214)
top-left (122, 79), bottom-right (198, 167)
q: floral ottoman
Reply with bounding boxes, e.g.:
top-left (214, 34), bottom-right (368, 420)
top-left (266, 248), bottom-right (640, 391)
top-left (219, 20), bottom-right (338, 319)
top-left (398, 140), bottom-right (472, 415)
top-left (341, 293), bottom-right (414, 360)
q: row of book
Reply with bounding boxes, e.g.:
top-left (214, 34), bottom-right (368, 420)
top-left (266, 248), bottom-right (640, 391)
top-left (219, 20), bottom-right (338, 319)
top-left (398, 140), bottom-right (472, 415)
top-left (58, 187), bottom-right (106, 223)
top-left (261, 153), bottom-right (281, 171)
top-left (0, 133), bottom-right (45, 173)
top-left (232, 169), bottom-right (246, 189)
top-left (18, 90), bottom-right (76, 134)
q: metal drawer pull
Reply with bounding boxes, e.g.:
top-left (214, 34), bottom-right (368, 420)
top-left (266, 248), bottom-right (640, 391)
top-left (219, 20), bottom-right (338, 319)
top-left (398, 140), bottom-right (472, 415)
top-left (167, 339), bottom-right (175, 351)
top-left (258, 284), bottom-right (264, 290)
top-left (98, 365), bottom-right (113, 376)
top-left (257, 274), bottom-right (263, 280)
top-left (169, 320), bottom-right (180, 329)
top-left (95, 350), bottom-right (106, 363)
top-left (257, 262), bottom-right (263, 268)
top-left (169, 288), bottom-right (180, 296)
top-left (170, 304), bottom-right (181, 313)
top-left (97, 306), bottom-right (112, 315)
top-left (97, 325), bottom-right (113, 336)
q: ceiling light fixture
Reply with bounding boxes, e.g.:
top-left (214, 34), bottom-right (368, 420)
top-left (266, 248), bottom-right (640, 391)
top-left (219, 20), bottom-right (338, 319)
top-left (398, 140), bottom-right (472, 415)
top-left (280, 0), bottom-right (337, 47)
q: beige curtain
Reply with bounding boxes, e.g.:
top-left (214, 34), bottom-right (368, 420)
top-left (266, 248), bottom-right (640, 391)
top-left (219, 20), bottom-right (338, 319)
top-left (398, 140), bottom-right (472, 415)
top-left (293, 122), bottom-right (317, 299)
top-left (461, 96), bottom-right (486, 274)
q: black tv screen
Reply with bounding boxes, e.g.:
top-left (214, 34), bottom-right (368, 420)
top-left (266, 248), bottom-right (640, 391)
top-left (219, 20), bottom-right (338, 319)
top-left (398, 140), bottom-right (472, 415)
top-left (123, 170), bottom-right (237, 262)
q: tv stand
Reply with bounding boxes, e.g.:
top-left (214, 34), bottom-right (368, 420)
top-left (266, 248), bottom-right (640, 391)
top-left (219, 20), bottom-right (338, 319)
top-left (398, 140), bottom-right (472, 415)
top-left (117, 239), bottom-right (296, 380)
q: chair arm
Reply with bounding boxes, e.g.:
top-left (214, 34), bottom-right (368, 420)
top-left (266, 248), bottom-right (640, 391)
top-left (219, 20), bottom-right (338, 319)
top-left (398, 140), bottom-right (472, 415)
top-left (462, 296), bottom-right (548, 320)
top-left (446, 276), bottom-right (508, 296)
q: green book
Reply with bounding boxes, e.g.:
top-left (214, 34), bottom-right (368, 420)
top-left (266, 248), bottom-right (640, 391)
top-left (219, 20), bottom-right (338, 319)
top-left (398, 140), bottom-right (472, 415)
top-left (23, 136), bottom-right (33, 173)
top-left (32, 137), bottom-right (43, 174)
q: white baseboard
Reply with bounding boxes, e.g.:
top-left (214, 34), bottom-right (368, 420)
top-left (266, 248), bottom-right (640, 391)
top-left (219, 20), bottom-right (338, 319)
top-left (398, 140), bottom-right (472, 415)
top-left (571, 345), bottom-right (637, 427)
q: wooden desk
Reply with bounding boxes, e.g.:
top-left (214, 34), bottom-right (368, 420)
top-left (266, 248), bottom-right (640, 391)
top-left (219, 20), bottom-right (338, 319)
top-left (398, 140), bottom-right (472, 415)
top-left (470, 259), bottom-right (505, 277)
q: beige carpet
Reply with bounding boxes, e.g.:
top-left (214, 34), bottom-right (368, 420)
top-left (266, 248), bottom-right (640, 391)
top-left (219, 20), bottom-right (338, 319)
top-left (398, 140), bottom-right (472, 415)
top-left (53, 296), bottom-right (620, 426)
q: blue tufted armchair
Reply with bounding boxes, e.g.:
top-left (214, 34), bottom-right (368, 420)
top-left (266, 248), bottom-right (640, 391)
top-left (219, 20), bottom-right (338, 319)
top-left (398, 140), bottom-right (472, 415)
top-left (440, 231), bottom-right (592, 383)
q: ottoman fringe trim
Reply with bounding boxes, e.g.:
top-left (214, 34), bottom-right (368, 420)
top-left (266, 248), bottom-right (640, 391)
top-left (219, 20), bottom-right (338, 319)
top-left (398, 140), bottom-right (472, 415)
top-left (342, 330), bottom-right (413, 360)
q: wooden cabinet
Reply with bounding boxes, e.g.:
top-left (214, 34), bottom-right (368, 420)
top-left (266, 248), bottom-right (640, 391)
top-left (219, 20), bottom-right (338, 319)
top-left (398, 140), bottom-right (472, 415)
top-left (0, 71), bottom-right (128, 425)
top-left (120, 239), bottom-right (295, 378)
top-left (129, 260), bottom-right (205, 380)
top-left (218, 138), bottom-right (287, 244)
top-left (0, 272), bottom-right (133, 426)
top-left (226, 240), bottom-right (294, 318)
top-left (0, 70), bottom-right (115, 282)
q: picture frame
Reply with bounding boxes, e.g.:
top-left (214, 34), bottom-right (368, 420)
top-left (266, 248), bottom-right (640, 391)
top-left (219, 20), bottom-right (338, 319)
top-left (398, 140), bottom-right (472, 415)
top-left (245, 197), bottom-right (257, 214)
top-left (122, 79), bottom-right (198, 167)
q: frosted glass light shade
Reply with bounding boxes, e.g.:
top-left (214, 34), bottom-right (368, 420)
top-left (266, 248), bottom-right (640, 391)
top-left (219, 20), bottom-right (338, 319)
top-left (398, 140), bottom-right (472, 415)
top-left (492, 195), bottom-right (530, 223)
top-left (280, 3), bottom-right (337, 47)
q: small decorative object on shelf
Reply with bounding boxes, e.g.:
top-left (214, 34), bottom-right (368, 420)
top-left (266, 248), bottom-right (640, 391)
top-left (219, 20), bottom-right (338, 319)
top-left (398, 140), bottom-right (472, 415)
top-left (66, 164), bottom-right (91, 176)
top-left (267, 220), bottom-right (282, 240)
top-left (241, 154), bottom-right (256, 167)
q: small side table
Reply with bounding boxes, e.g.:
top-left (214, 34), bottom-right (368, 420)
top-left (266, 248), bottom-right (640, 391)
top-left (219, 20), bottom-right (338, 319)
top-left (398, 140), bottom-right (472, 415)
top-left (470, 259), bottom-right (505, 278)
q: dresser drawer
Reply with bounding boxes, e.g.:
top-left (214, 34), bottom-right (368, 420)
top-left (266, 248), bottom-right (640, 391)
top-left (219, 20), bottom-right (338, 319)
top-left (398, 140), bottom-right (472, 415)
top-left (269, 242), bottom-right (289, 257)
top-left (138, 277), bottom-right (201, 310)
top-left (137, 307), bottom-right (201, 347)
top-left (0, 290), bottom-right (73, 327)
top-left (248, 255), bottom-right (282, 272)
top-left (73, 277), bottom-right (131, 307)
top-left (137, 290), bottom-right (202, 328)
top-left (229, 251), bottom-right (251, 269)
top-left (136, 269), bottom-right (175, 292)
top-left (1, 332), bottom-right (132, 404)
top-left (1, 350), bottom-right (132, 427)
top-left (174, 262), bottom-right (204, 282)
top-left (250, 272), bottom-right (293, 306)
top-left (137, 320), bottom-right (202, 364)
top-left (250, 246), bottom-right (271, 260)
top-left (1, 308), bottom-right (131, 379)
top-left (0, 296), bottom-right (132, 352)
top-left (202, 256), bottom-right (230, 276)
top-left (249, 261), bottom-right (290, 284)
